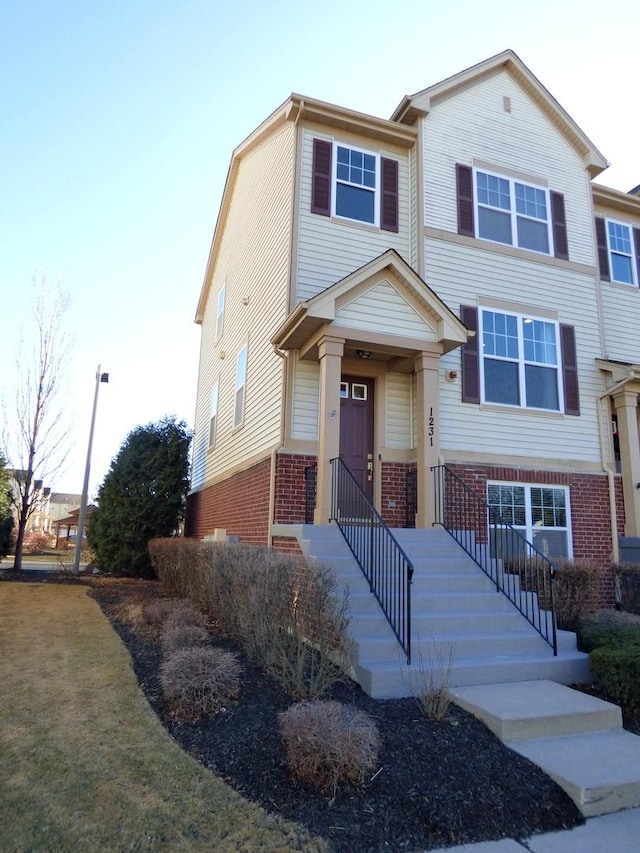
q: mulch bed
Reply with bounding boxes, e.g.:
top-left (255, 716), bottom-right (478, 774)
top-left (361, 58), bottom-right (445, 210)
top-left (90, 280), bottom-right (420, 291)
top-left (72, 576), bottom-right (588, 852)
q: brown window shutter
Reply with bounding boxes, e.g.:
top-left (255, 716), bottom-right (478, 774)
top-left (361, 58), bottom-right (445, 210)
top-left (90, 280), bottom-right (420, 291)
top-left (311, 139), bottom-right (332, 216)
top-left (560, 324), bottom-right (580, 416)
top-left (550, 191), bottom-right (568, 260)
top-left (460, 304), bottom-right (480, 404)
top-left (634, 228), bottom-right (640, 286)
top-left (380, 157), bottom-right (399, 232)
top-left (595, 217), bottom-right (610, 281)
top-left (456, 164), bottom-right (474, 237)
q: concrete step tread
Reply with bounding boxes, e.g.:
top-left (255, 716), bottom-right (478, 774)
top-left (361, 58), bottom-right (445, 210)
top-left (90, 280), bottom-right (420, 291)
top-left (449, 681), bottom-right (623, 740)
top-left (363, 649), bottom-right (586, 672)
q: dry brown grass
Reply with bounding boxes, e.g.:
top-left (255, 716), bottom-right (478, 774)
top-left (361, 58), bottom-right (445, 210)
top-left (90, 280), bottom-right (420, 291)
top-left (0, 582), bottom-right (326, 852)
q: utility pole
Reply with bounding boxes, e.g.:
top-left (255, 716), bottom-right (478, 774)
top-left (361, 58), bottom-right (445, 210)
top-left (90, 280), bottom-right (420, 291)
top-left (73, 366), bottom-right (108, 574)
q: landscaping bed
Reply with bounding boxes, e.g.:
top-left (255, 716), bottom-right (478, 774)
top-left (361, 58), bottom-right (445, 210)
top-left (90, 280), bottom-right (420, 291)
top-left (88, 578), bottom-right (584, 852)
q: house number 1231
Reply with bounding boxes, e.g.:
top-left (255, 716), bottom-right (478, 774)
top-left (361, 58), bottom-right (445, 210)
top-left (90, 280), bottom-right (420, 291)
top-left (428, 407), bottom-right (435, 446)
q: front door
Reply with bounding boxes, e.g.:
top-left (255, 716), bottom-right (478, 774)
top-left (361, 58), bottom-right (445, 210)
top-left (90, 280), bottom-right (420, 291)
top-left (340, 375), bottom-right (374, 501)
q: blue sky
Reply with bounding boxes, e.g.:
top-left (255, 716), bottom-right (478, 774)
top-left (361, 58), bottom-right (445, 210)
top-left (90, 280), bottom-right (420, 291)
top-left (1, 0), bottom-right (637, 495)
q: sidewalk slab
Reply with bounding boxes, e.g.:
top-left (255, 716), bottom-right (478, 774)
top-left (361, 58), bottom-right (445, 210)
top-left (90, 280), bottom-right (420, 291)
top-left (526, 805), bottom-right (640, 852)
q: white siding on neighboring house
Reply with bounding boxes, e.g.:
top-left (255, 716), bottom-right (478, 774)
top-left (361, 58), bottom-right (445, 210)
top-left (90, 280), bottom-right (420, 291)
top-left (335, 280), bottom-right (436, 340)
top-left (423, 70), bottom-right (595, 267)
top-left (292, 359), bottom-right (320, 442)
top-left (386, 372), bottom-right (412, 449)
top-left (430, 239), bottom-right (603, 466)
top-left (296, 127), bottom-right (412, 302)
top-left (191, 123), bottom-right (296, 490)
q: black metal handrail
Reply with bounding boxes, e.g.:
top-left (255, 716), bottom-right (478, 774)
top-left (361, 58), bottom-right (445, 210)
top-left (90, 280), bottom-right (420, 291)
top-left (432, 464), bottom-right (558, 655)
top-left (330, 457), bottom-right (414, 663)
top-left (304, 464), bottom-right (317, 524)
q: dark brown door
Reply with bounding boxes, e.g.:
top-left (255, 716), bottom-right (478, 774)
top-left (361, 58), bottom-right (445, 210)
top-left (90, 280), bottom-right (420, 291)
top-left (340, 375), bottom-right (375, 501)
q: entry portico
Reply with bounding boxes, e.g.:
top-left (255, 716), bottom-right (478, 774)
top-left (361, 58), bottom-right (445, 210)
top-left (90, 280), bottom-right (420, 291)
top-left (272, 250), bottom-right (469, 527)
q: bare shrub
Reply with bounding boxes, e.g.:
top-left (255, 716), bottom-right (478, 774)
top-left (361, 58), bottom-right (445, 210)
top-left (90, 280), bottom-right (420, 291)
top-left (149, 538), bottom-right (209, 602)
top-left (117, 602), bottom-right (146, 633)
top-left (163, 601), bottom-right (207, 632)
top-left (279, 700), bottom-right (379, 800)
top-left (403, 640), bottom-right (455, 721)
top-left (141, 598), bottom-right (183, 626)
top-left (161, 622), bottom-right (209, 654)
top-left (554, 559), bottom-right (600, 631)
top-left (613, 563), bottom-right (640, 616)
top-left (160, 646), bottom-right (241, 722)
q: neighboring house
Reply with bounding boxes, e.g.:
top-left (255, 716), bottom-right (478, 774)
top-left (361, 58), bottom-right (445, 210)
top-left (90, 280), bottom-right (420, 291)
top-left (186, 50), bottom-right (640, 598)
top-left (8, 471), bottom-right (52, 534)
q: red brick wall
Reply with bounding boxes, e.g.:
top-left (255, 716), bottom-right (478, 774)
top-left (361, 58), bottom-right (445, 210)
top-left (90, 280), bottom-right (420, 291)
top-left (185, 457), bottom-right (272, 545)
top-left (447, 463), bottom-right (624, 606)
top-left (274, 453), bottom-right (317, 524)
top-left (380, 462), bottom-right (413, 527)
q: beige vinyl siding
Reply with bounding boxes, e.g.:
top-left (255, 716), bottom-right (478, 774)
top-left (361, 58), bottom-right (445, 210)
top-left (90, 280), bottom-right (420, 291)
top-left (386, 372), bottom-right (412, 449)
top-left (423, 70), bottom-right (595, 267)
top-left (292, 359), bottom-right (320, 442)
top-left (295, 127), bottom-right (412, 302)
top-left (428, 237), bottom-right (603, 464)
top-left (191, 123), bottom-right (296, 490)
top-left (335, 281), bottom-right (436, 339)
top-left (594, 203), bottom-right (640, 364)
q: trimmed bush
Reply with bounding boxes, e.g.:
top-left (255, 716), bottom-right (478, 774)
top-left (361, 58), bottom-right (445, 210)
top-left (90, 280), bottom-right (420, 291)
top-left (579, 609), bottom-right (640, 653)
top-left (163, 601), bottom-right (207, 632)
top-left (613, 563), bottom-right (640, 616)
top-left (279, 700), bottom-right (379, 799)
top-left (553, 559), bottom-right (600, 632)
top-left (160, 646), bottom-right (241, 721)
top-left (151, 538), bottom-right (350, 698)
top-left (590, 644), bottom-right (640, 711)
top-left (160, 622), bottom-right (209, 653)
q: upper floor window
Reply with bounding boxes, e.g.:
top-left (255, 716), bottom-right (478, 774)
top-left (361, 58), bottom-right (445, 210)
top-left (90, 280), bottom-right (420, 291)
top-left (234, 345), bottom-right (247, 428)
top-left (311, 138), bottom-right (398, 232)
top-left (481, 309), bottom-right (560, 411)
top-left (456, 164), bottom-right (568, 260)
top-left (476, 170), bottom-right (550, 254)
top-left (608, 220), bottom-right (637, 285)
top-left (216, 283), bottom-right (226, 340)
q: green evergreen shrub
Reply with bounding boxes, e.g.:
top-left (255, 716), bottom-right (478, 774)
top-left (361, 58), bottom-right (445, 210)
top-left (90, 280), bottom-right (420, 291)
top-left (579, 610), bottom-right (640, 652)
top-left (160, 646), bottom-right (241, 722)
top-left (590, 644), bottom-right (640, 711)
top-left (279, 700), bottom-right (379, 800)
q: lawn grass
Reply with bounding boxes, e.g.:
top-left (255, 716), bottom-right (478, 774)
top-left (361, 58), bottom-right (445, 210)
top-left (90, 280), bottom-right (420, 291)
top-left (0, 583), bottom-right (325, 852)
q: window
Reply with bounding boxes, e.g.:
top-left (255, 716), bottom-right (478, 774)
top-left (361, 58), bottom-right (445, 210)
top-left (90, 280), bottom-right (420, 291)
top-left (607, 220), bottom-right (637, 285)
top-left (481, 309), bottom-right (560, 410)
top-left (216, 283), bottom-right (226, 340)
top-left (208, 382), bottom-right (219, 448)
top-left (456, 164), bottom-right (568, 259)
top-left (234, 345), bottom-right (247, 428)
top-left (311, 138), bottom-right (398, 232)
top-left (476, 170), bottom-right (550, 253)
top-left (487, 482), bottom-right (571, 558)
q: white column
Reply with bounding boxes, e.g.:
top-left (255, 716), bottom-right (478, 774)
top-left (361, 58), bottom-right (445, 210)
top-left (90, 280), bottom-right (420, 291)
top-left (613, 387), bottom-right (640, 537)
top-left (314, 336), bottom-right (344, 525)
top-left (414, 352), bottom-right (440, 528)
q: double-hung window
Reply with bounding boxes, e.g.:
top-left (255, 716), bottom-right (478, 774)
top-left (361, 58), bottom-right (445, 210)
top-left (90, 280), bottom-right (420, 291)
top-left (216, 283), bottom-right (226, 340)
top-left (476, 170), bottom-right (550, 254)
top-left (481, 309), bottom-right (560, 410)
top-left (311, 138), bottom-right (399, 232)
top-left (208, 382), bottom-right (219, 448)
top-left (607, 220), bottom-right (637, 285)
top-left (487, 482), bottom-right (571, 558)
top-left (234, 345), bottom-right (247, 428)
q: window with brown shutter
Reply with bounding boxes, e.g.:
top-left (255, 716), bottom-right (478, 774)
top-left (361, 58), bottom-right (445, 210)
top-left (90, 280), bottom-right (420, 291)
top-left (595, 217), bottom-right (610, 281)
top-left (560, 324), bottom-right (580, 416)
top-left (456, 165), bottom-right (475, 237)
top-left (550, 192), bottom-right (568, 260)
top-left (380, 157), bottom-right (399, 232)
top-left (460, 305), bottom-right (480, 404)
top-left (311, 138), bottom-right (332, 216)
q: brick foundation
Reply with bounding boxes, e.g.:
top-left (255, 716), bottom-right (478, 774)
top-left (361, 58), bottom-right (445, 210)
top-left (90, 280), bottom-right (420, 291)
top-left (380, 461), bottom-right (415, 527)
top-left (447, 463), bottom-right (625, 607)
top-left (185, 457), bottom-right (272, 545)
top-left (274, 453), bottom-right (317, 524)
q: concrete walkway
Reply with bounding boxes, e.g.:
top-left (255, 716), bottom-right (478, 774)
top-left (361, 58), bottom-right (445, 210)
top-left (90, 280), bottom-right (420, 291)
top-left (428, 805), bottom-right (640, 852)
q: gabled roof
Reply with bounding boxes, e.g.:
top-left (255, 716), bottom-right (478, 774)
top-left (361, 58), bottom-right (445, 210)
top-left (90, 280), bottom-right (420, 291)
top-left (391, 49), bottom-right (608, 179)
top-left (593, 184), bottom-right (640, 217)
top-left (272, 250), bottom-right (469, 356)
top-left (195, 96), bottom-right (417, 324)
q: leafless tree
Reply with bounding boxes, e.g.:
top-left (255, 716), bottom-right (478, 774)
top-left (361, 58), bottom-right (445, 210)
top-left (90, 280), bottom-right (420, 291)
top-left (2, 276), bottom-right (72, 570)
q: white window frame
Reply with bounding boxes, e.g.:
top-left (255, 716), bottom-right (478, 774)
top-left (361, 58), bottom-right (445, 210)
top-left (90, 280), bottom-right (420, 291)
top-left (216, 282), bottom-right (226, 341)
top-left (479, 309), bottom-right (563, 412)
top-left (332, 142), bottom-right (380, 227)
top-left (233, 345), bottom-right (247, 429)
top-left (474, 168), bottom-right (552, 255)
top-left (208, 381), bottom-right (219, 449)
top-left (606, 218), bottom-right (638, 286)
top-left (487, 481), bottom-right (573, 559)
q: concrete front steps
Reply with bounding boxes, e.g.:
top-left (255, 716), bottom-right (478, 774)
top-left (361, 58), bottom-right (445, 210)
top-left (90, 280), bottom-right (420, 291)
top-left (298, 523), bottom-right (591, 700)
top-left (450, 680), bottom-right (640, 817)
